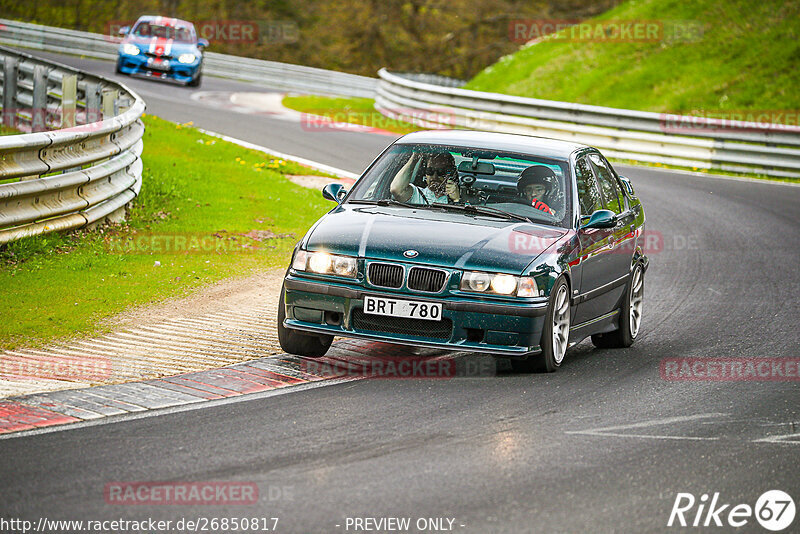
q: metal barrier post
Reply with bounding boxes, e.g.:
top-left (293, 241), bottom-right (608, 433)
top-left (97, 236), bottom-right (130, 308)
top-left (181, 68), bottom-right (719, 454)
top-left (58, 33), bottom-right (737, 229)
top-left (31, 64), bottom-right (47, 132)
top-left (86, 81), bottom-right (102, 124)
top-left (101, 88), bottom-right (118, 119)
top-left (0, 46), bottom-right (146, 245)
top-left (60, 73), bottom-right (77, 128)
top-left (2, 55), bottom-right (17, 128)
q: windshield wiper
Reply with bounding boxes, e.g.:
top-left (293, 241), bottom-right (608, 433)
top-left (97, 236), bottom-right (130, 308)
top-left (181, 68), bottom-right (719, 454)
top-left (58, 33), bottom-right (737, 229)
top-left (428, 203), bottom-right (531, 223)
top-left (348, 199), bottom-right (429, 209)
top-left (375, 199), bottom-right (420, 209)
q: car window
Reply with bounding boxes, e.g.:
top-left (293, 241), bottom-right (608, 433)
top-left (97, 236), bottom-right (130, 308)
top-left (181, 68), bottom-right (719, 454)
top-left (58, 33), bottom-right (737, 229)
top-left (575, 157), bottom-right (603, 217)
top-left (133, 21), bottom-right (195, 43)
top-left (604, 157), bottom-right (628, 210)
top-left (589, 154), bottom-right (624, 213)
top-left (346, 143), bottom-right (573, 228)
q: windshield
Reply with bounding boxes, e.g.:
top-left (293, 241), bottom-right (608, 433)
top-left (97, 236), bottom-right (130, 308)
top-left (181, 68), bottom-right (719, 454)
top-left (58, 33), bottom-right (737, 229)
top-left (132, 21), bottom-right (196, 43)
top-left (347, 143), bottom-right (572, 227)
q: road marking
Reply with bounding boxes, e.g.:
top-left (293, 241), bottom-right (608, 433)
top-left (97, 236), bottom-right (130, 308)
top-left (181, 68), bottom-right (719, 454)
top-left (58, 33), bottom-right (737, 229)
top-left (752, 432), bottom-right (800, 445)
top-left (197, 128), bottom-right (360, 179)
top-left (565, 413), bottom-right (728, 442)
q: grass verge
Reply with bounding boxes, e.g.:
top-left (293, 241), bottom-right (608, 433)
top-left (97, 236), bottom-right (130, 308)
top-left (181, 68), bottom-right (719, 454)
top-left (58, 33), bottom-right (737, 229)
top-left (282, 95), bottom-right (422, 135)
top-left (0, 115), bottom-right (333, 350)
top-left (465, 0), bottom-right (800, 116)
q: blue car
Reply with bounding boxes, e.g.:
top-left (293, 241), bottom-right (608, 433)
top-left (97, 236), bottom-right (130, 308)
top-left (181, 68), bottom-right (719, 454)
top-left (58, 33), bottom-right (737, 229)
top-left (116, 16), bottom-right (208, 87)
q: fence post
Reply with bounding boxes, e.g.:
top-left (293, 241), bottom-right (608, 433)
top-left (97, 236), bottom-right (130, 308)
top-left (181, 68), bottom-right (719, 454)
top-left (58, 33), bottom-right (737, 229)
top-left (2, 56), bottom-right (18, 128)
top-left (31, 65), bottom-right (47, 132)
top-left (86, 82), bottom-right (102, 124)
top-left (101, 88), bottom-right (118, 119)
top-left (61, 73), bottom-right (77, 128)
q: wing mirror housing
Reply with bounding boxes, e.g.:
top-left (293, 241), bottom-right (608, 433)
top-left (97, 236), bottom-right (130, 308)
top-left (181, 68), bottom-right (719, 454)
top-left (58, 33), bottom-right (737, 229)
top-left (322, 183), bottom-right (347, 203)
top-left (580, 209), bottom-right (617, 230)
top-left (118, 26), bottom-right (130, 36)
top-left (197, 38), bottom-right (209, 49)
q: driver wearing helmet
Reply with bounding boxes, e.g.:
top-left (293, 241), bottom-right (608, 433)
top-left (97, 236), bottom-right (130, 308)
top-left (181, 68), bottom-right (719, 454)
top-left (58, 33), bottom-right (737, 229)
top-left (518, 165), bottom-right (557, 216)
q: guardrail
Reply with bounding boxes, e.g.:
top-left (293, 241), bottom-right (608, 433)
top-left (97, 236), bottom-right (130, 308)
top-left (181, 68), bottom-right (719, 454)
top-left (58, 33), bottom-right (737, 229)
top-left (375, 69), bottom-right (800, 178)
top-left (0, 18), bottom-right (377, 98)
top-left (0, 45), bottom-right (145, 244)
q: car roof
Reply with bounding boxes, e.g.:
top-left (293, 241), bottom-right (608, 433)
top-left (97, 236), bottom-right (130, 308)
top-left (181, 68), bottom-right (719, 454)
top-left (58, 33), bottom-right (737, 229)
top-left (396, 130), bottom-right (588, 160)
top-left (135, 15), bottom-right (194, 28)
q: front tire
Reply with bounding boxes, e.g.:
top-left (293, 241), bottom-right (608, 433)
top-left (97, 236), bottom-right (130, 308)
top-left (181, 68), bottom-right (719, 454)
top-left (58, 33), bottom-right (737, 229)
top-left (187, 71), bottom-right (202, 87)
top-left (511, 277), bottom-right (571, 373)
top-left (277, 286), bottom-right (333, 358)
top-left (591, 263), bottom-right (644, 349)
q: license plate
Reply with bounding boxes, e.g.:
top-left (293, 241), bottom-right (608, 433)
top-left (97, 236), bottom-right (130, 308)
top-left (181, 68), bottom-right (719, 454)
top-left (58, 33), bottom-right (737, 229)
top-left (363, 296), bottom-right (442, 321)
top-left (148, 58), bottom-right (169, 70)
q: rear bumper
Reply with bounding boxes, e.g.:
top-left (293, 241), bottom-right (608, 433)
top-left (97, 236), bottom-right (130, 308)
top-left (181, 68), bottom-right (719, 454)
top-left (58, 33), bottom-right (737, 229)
top-left (282, 275), bottom-right (548, 357)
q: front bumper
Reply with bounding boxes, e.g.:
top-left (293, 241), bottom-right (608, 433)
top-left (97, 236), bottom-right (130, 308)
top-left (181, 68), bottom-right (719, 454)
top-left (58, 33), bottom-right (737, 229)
top-left (117, 53), bottom-right (200, 84)
top-left (282, 274), bottom-right (549, 357)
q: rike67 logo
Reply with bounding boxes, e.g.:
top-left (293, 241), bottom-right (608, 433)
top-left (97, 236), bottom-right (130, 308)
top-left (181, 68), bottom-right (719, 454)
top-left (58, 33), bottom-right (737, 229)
top-left (668, 490), bottom-right (795, 531)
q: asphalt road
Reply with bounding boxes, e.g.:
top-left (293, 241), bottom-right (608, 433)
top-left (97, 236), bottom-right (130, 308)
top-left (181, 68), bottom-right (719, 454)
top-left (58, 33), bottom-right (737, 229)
top-left (18, 49), bottom-right (395, 173)
top-left (1, 49), bottom-right (799, 533)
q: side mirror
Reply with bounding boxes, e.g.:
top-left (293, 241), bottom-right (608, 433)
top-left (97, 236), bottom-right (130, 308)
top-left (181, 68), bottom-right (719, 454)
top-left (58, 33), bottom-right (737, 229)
top-left (197, 38), bottom-right (209, 49)
top-left (118, 26), bottom-right (130, 36)
top-left (618, 175), bottom-right (635, 197)
top-left (580, 209), bottom-right (617, 230)
top-left (322, 183), bottom-right (347, 203)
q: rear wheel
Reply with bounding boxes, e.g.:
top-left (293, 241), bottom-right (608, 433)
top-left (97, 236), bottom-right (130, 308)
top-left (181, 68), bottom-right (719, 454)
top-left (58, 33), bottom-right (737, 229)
top-left (511, 277), bottom-right (570, 373)
top-left (591, 263), bottom-right (644, 349)
top-left (277, 286), bottom-right (333, 358)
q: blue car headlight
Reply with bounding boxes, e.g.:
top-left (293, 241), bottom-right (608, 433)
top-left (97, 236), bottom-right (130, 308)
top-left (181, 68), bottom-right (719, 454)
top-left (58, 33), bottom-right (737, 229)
top-left (177, 53), bottom-right (197, 64)
top-left (122, 43), bottom-right (140, 56)
top-left (292, 250), bottom-right (357, 279)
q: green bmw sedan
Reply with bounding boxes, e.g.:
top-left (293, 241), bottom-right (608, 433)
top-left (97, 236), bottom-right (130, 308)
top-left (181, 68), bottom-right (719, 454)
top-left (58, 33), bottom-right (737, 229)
top-left (278, 130), bottom-right (648, 372)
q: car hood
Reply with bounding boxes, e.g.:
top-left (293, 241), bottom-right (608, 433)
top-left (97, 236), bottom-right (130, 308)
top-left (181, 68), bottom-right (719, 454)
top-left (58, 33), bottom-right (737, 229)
top-left (304, 205), bottom-right (567, 275)
top-left (122, 35), bottom-right (200, 55)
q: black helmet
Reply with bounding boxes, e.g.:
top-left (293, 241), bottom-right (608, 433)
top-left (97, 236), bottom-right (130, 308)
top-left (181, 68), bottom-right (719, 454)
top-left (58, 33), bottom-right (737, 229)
top-left (517, 165), bottom-right (556, 196)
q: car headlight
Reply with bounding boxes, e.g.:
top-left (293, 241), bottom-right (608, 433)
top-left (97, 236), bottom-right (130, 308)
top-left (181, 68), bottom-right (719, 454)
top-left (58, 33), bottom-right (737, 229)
top-left (122, 44), bottom-right (140, 56)
top-left (177, 53), bottom-right (196, 64)
top-left (461, 271), bottom-right (540, 297)
top-left (292, 250), bottom-right (357, 278)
